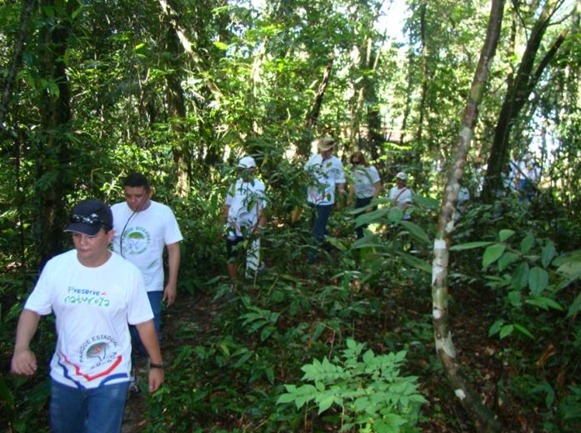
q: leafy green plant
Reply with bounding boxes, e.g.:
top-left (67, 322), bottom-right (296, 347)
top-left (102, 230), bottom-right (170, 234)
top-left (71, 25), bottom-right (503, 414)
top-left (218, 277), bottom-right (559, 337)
top-left (277, 338), bottom-right (426, 433)
top-left (451, 228), bottom-right (581, 431)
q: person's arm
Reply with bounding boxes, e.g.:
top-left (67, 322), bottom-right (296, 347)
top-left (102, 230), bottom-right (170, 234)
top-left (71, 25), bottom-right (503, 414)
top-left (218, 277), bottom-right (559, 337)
top-left (162, 242), bottom-right (180, 307)
top-left (135, 320), bottom-right (164, 393)
top-left (335, 182), bottom-right (347, 210)
top-left (373, 181), bottom-right (383, 199)
top-left (222, 204), bottom-right (230, 223)
top-left (253, 209), bottom-right (267, 237)
top-left (11, 309), bottom-right (41, 376)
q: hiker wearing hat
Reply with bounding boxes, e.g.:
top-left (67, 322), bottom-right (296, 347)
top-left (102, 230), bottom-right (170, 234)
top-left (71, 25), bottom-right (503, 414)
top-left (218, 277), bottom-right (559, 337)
top-left (304, 136), bottom-right (346, 258)
top-left (223, 156), bottom-right (268, 287)
top-left (11, 199), bottom-right (164, 433)
top-left (389, 172), bottom-right (413, 221)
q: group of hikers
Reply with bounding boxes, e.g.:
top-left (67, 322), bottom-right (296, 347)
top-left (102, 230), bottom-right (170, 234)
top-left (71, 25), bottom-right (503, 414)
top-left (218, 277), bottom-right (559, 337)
top-left (9, 135), bottom-right (414, 433)
top-left (226, 136), bottom-right (415, 278)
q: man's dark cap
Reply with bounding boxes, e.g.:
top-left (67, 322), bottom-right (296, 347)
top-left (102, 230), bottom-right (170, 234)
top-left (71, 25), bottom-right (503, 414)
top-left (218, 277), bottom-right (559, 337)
top-left (64, 199), bottom-right (113, 236)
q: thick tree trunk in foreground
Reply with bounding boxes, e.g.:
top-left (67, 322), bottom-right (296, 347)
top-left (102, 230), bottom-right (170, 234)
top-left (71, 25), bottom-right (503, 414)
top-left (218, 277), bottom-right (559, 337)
top-left (432, 0), bottom-right (505, 431)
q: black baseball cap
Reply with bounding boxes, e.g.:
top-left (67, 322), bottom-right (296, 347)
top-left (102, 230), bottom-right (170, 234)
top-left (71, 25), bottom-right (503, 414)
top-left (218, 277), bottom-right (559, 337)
top-left (64, 199), bottom-right (113, 236)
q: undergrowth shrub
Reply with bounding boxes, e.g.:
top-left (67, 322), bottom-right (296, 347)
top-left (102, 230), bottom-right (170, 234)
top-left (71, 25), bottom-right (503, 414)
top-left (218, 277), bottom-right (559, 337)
top-left (451, 228), bottom-right (581, 432)
top-left (277, 338), bottom-right (426, 433)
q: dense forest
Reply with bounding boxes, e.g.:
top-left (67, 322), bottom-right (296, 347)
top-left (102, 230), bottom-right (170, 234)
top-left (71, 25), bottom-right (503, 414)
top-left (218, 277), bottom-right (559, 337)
top-left (1, 0), bottom-right (581, 432)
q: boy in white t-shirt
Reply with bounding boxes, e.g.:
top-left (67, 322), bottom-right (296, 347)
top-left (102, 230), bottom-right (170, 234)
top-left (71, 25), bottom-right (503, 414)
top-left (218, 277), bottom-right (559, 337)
top-left (11, 199), bottom-right (164, 433)
top-left (223, 156), bottom-right (267, 287)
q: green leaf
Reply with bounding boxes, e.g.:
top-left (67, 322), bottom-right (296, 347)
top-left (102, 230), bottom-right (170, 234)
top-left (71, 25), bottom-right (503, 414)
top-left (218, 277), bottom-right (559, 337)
top-left (317, 394), bottom-right (336, 414)
top-left (514, 324), bottom-right (535, 339)
top-left (511, 262), bottom-right (530, 290)
top-left (413, 195), bottom-right (440, 208)
top-left (520, 233), bottom-right (535, 254)
top-left (213, 41), bottom-right (229, 50)
top-left (525, 297), bottom-right (563, 311)
top-left (541, 241), bottom-right (557, 268)
top-left (482, 244), bottom-right (506, 268)
top-left (325, 236), bottom-right (348, 252)
top-left (498, 252), bottom-right (520, 271)
top-left (450, 241), bottom-right (494, 251)
top-left (508, 290), bottom-right (522, 308)
top-left (556, 261), bottom-right (581, 280)
top-left (400, 221), bottom-right (430, 244)
top-left (566, 292), bottom-right (581, 318)
top-left (353, 208), bottom-right (389, 227)
top-left (396, 252), bottom-right (432, 273)
top-left (387, 206), bottom-right (403, 224)
top-left (488, 319), bottom-right (504, 336)
top-left (499, 324), bottom-right (514, 339)
top-left (528, 267), bottom-right (549, 296)
top-left (499, 229), bottom-right (516, 242)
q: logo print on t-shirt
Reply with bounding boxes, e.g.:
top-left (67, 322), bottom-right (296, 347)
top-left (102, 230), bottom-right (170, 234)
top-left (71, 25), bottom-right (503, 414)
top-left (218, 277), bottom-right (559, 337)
top-left (86, 342), bottom-right (108, 361)
top-left (122, 227), bottom-right (150, 256)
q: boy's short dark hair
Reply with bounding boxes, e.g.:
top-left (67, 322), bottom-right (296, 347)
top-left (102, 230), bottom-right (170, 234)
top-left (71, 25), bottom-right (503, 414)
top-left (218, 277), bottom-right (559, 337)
top-left (123, 172), bottom-right (150, 191)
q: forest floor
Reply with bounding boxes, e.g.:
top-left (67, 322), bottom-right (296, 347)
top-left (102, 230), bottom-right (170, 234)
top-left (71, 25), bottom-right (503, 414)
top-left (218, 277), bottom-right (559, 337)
top-left (120, 280), bottom-right (520, 433)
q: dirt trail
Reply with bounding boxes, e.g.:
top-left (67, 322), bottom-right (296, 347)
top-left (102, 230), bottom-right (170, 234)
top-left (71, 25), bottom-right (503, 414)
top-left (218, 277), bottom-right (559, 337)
top-left (121, 292), bottom-right (211, 433)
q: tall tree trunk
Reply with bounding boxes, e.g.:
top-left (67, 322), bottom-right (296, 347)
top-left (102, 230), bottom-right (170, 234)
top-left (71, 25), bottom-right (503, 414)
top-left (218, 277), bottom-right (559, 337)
top-left (432, 0), bottom-right (505, 431)
top-left (415, 1), bottom-right (428, 148)
top-left (34, 0), bottom-right (74, 267)
top-left (481, 0), bottom-right (568, 201)
top-left (0, 0), bottom-right (36, 132)
top-left (301, 54), bottom-right (335, 155)
top-left (359, 37), bottom-right (383, 160)
top-left (164, 26), bottom-right (190, 197)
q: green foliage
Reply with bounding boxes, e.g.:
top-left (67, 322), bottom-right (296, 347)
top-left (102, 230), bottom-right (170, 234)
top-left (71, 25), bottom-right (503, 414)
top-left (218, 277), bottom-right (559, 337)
top-left (277, 339), bottom-right (425, 433)
top-left (453, 226), bottom-right (581, 431)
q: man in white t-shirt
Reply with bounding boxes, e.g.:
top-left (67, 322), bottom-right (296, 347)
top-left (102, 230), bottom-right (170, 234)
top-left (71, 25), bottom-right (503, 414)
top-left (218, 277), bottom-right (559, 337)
top-left (223, 156), bottom-right (267, 287)
top-left (304, 136), bottom-right (346, 260)
top-left (11, 199), bottom-right (164, 433)
top-left (389, 172), bottom-right (413, 221)
top-left (111, 173), bottom-right (182, 387)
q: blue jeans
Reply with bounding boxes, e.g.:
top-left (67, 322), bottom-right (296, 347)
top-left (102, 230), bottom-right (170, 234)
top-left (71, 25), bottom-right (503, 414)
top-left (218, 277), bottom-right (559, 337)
top-left (130, 291), bottom-right (162, 357)
top-left (50, 379), bottom-right (129, 433)
top-left (310, 203), bottom-right (333, 243)
top-left (308, 204), bottom-right (333, 261)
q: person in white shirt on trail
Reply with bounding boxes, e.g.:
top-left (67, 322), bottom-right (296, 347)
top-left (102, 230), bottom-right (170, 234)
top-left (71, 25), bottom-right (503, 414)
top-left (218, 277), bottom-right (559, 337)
top-left (11, 199), bottom-right (164, 433)
top-left (389, 172), bottom-right (413, 221)
top-left (304, 136), bottom-right (346, 260)
top-left (223, 156), bottom-right (267, 287)
top-left (349, 151), bottom-right (382, 238)
top-left (111, 173), bottom-right (182, 390)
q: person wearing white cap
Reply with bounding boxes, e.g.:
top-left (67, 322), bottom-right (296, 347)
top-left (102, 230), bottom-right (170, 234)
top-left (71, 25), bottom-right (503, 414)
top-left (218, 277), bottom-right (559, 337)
top-left (304, 136), bottom-right (346, 259)
top-left (223, 156), bottom-right (268, 287)
top-left (389, 172), bottom-right (413, 220)
top-left (11, 199), bottom-right (164, 433)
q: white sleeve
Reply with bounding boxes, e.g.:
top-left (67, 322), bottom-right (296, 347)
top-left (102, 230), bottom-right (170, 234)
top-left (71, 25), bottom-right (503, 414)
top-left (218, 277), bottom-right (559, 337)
top-left (164, 207), bottom-right (183, 244)
top-left (24, 261), bottom-right (56, 316)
